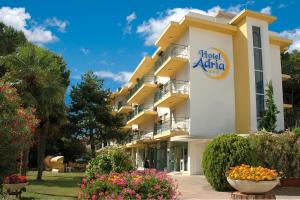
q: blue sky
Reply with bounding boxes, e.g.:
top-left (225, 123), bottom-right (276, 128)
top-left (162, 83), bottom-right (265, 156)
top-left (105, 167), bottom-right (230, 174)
top-left (0, 0), bottom-right (299, 103)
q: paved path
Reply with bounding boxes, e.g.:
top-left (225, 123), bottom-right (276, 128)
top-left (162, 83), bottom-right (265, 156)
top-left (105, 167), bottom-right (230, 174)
top-left (171, 175), bottom-right (300, 200)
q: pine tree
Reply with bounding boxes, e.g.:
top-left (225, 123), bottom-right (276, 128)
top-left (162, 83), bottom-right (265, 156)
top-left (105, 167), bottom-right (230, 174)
top-left (258, 81), bottom-right (280, 132)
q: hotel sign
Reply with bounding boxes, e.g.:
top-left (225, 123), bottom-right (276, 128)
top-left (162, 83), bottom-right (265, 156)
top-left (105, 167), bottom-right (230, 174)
top-left (193, 48), bottom-right (230, 80)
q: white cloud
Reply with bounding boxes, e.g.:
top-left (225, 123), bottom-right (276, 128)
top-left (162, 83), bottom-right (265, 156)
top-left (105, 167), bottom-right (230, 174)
top-left (260, 6), bottom-right (272, 15)
top-left (0, 7), bottom-right (59, 44)
top-left (137, 6), bottom-right (239, 45)
top-left (279, 29), bottom-right (300, 52)
top-left (80, 47), bottom-right (90, 55)
top-left (124, 12), bottom-right (137, 34)
top-left (126, 12), bottom-right (136, 24)
top-left (137, 3), bottom-right (275, 46)
top-left (94, 70), bottom-right (132, 84)
top-left (45, 17), bottom-right (68, 32)
top-left (278, 3), bottom-right (288, 9)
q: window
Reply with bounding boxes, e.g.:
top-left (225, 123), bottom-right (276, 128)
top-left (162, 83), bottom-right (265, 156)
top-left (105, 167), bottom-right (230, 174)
top-left (252, 26), bottom-right (265, 125)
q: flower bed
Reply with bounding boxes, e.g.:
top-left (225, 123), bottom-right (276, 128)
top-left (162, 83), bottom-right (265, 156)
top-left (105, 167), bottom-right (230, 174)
top-left (80, 169), bottom-right (179, 200)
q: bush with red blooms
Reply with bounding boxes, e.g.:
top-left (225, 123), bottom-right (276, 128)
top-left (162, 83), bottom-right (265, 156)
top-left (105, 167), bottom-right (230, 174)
top-left (3, 174), bottom-right (28, 184)
top-left (0, 83), bottom-right (39, 183)
top-left (80, 169), bottom-right (180, 200)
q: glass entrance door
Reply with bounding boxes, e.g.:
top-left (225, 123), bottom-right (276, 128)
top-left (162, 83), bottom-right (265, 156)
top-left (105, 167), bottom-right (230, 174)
top-left (169, 142), bottom-right (188, 172)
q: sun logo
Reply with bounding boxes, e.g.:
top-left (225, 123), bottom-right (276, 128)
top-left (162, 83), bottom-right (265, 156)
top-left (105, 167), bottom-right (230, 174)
top-left (193, 48), bottom-right (230, 80)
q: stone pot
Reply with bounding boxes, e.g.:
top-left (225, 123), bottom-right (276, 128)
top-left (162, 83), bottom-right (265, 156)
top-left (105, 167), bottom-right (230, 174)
top-left (227, 178), bottom-right (279, 194)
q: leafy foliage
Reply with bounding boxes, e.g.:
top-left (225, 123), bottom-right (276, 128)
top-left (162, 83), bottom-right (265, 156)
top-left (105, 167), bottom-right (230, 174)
top-left (0, 83), bottom-right (39, 183)
top-left (86, 146), bottom-right (133, 179)
top-left (249, 131), bottom-right (300, 178)
top-left (69, 72), bottom-right (125, 158)
top-left (0, 22), bottom-right (27, 56)
top-left (201, 134), bottom-right (258, 191)
top-left (259, 81), bottom-right (279, 132)
top-left (0, 43), bottom-right (70, 180)
top-left (293, 127), bottom-right (300, 138)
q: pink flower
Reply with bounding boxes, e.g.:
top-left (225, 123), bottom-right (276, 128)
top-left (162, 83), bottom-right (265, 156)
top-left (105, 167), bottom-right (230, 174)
top-left (82, 178), bottom-right (87, 185)
top-left (99, 192), bottom-right (104, 196)
top-left (80, 184), bottom-right (86, 189)
top-left (136, 194), bottom-right (142, 200)
top-left (122, 188), bottom-right (136, 195)
top-left (117, 195), bottom-right (124, 200)
top-left (92, 194), bottom-right (97, 200)
top-left (154, 184), bottom-right (161, 190)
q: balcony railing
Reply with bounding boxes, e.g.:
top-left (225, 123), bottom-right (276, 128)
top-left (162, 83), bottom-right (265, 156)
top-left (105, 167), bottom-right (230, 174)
top-left (127, 103), bottom-right (154, 121)
top-left (154, 80), bottom-right (189, 102)
top-left (154, 117), bottom-right (190, 135)
top-left (130, 129), bottom-right (154, 142)
top-left (154, 44), bottom-right (189, 72)
top-left (128, 75), bottom-right (156, 100)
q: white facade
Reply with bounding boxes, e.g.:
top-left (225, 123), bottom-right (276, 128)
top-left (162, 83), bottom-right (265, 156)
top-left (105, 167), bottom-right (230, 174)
top-left (111, 9), bottom-right (292, 175)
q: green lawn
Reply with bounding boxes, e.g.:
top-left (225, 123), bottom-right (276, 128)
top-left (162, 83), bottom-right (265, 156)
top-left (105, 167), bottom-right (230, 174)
top-left (19, 171), bottom-right (84, 200)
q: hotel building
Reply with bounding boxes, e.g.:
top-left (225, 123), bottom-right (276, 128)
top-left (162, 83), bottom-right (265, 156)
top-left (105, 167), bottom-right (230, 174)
top-left (111, 9), bottom-right (292, 175)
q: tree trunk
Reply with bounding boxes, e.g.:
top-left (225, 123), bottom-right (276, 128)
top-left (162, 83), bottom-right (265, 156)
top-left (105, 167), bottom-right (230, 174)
top-left (90, 135), bottom-right (96, 158)
top-left (20, 148), bottom-right (29, 175)
top-left (37, 123), bottom-right (48, 180)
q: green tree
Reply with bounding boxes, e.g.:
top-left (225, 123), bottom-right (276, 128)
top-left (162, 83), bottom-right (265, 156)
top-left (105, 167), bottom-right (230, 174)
top-left (69, 72), bottom-right (125, 158)
top-left (0, 22), bottom-right (27, 77)
top-left (259, 81), bottom-right (279, 132)
top-left (281, 50), bottom-right (300, 128)
top-left (0, 44), bottom-right (70, 180)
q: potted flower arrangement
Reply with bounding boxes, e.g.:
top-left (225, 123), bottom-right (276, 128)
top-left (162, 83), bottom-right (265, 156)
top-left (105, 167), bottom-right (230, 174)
top-left (3, 174), bottom-right (28, 195)
top-left (226, 164), bottom-right (279, 194)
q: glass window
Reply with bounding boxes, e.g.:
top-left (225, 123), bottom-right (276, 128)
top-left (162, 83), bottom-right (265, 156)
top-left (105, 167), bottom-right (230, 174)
top-left (252, 26), bottom-right (261, 48)
top-left (255, 71), bottom-right (264, 94)
top-left (256, 94), bottom-right (265, 118)
top-left (254, 48), bottom-right (263, 70)
top-left (252, 26), bottom-right (265, 126)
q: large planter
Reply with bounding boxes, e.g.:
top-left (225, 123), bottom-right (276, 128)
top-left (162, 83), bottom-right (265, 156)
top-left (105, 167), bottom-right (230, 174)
top-left (3, 182), bottom-right (28, 193)
top-left (227, 178), bottom-right (279, 194)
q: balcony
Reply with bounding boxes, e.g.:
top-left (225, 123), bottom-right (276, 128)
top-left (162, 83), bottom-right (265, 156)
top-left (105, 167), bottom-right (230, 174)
top-left (127, 75), bottom-right (157, 104)
top-left (283, 93), bottom-right (293, 109)
top-left (154, 80), bottom-right (189, 108)
top-left (126, 129), bottom-right (154, 148)
top-left (154, 117), bottom-right (189, 140)
top-left (117, 101), bottom-right (133, 114)
top-left (127, 103), bottom-right (157, 125)
top-left (154, 44), bottom-right (189, 77)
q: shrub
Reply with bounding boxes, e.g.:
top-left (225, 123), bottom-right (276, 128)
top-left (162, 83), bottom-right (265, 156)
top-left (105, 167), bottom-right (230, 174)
top-left (86, 146), bottom-right (133, 179)
top-left (293, 127), bottom-right (300, 138)
top-left (80, 169), bottom-right (179, 200)
top-left (201, 134), bottom-right (258, 191)
top-left (249, 131), bottom-right (300, 178)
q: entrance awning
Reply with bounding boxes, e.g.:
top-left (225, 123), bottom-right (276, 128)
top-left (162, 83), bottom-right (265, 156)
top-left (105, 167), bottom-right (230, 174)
top-left (170, 135), bottom-right (211, 143)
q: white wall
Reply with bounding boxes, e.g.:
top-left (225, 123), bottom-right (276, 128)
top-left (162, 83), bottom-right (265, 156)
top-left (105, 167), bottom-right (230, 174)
top-left (189, 26), bottom-right (236, 137)
top-left (246, 17), bottom-right (284, 131)
top-left (269, 44), bottom-right (284, 130)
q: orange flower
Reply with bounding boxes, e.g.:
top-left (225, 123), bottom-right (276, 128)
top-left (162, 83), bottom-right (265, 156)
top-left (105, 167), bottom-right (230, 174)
top-left (226, 164), bottom-right (278, 182)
